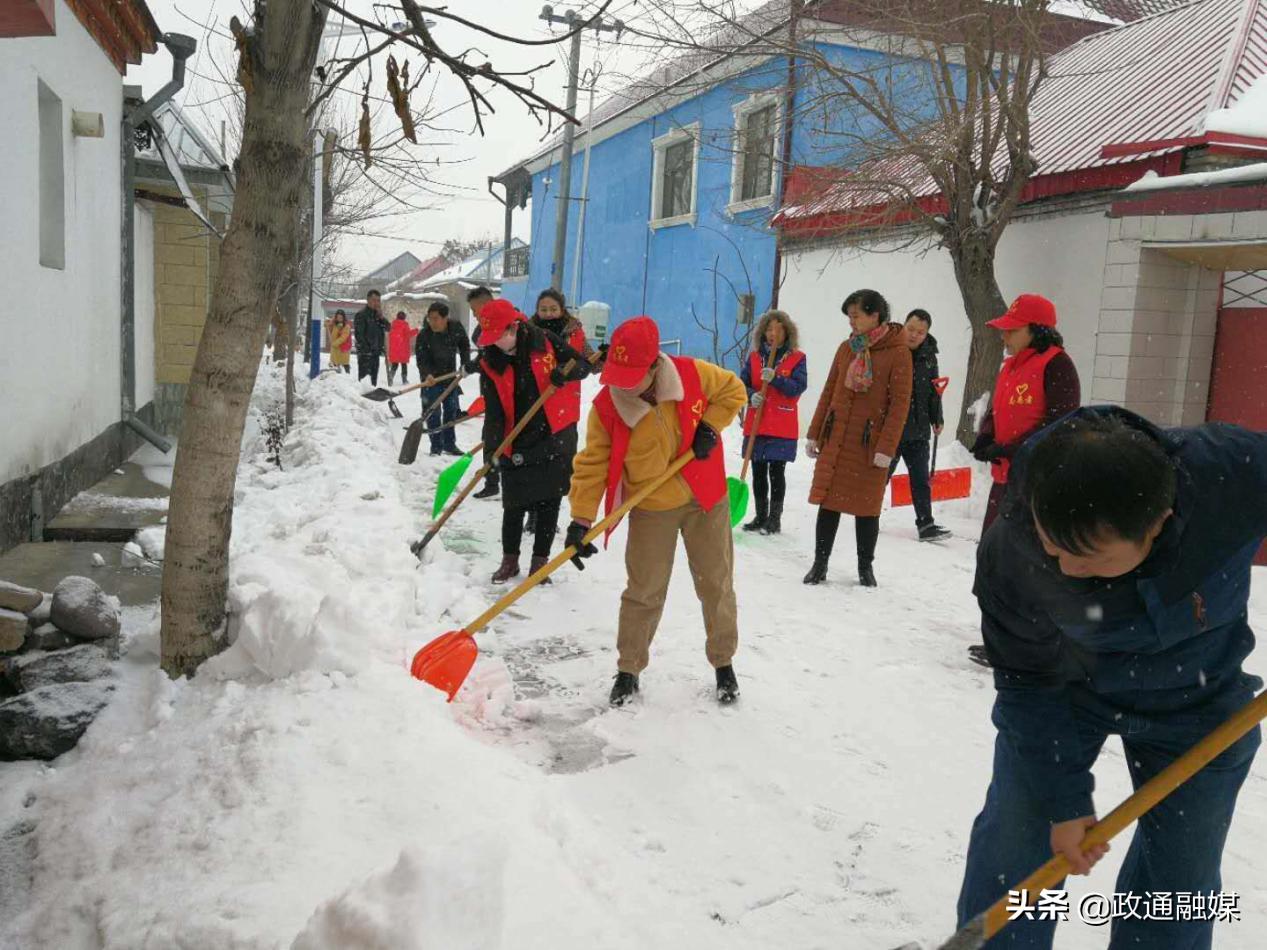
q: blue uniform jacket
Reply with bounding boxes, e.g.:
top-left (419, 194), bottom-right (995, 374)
top-left (975, 406), bottom-right (1267, 822)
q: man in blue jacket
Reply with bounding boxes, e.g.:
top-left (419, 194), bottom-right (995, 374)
top-left (957, 406), bottom-right (1267, 949)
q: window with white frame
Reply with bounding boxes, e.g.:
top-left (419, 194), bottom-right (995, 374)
top-left (650, 124), bottom-right (699, 228)
top-left (730, 94), bottom-right (780, 211)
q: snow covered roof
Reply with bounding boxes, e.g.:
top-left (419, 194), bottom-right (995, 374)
top-left (497, 0), bottom-right (1188, 181)
top-left (385, 254), bottom-right (449, 293)
top-left (1122, 159), bottom-right (1267, 190)
top-left (778, 0), bottom-right (1267, 226)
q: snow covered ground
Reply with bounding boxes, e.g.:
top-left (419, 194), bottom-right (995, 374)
top-left (4, 361), bottom-right (1267, 949)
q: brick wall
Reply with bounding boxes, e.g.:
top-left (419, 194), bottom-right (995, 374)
top-left (152, 196), bottom-right (220, 386)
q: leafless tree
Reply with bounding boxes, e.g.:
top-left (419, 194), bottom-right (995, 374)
top-left (617, 0), bottom-right (1098, 443)
top-left (161, 0), bottom-right (609, 678)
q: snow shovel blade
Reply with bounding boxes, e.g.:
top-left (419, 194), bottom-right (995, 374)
top-left (386, 398), bottom-right (404, 419)
top-left (410, 631), bottom-right (477, 701)
top-left (433, 452), bottom-right (476, 518)
top-left (399, 417), bottom-right (426, 465)
top-left (361, 387), bottom-right (397, 402)
top-left (726, 476), bottom-right (749, 528)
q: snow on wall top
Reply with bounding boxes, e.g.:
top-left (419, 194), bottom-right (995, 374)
top-left (781, 0), bottom-right (1267, 221)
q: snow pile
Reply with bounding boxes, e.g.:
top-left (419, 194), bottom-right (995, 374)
top-left (4, 357), bottom-right (1265, 950)
top-left (1205, 74), bottom-right (1267, 139)
top-left (1125, 163), bottom-right (1267, 193)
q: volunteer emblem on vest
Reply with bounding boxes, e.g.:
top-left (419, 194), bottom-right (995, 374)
top-left (691, 398), bottom-right (704, 418)
top-left (1009, 383), bottom-right (1034, 406)
top-left (613, 344), bottom-right (628, 364)
top-left (540, 350), bottom-right (556, 373)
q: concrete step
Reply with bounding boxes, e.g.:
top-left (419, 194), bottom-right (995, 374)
top-left (44, 461), bottom-right (168, 542)
top-left (0, 542), bottom-right (161, 608)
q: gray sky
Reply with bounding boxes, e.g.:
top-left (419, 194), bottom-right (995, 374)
top-left (126, 0), bottom-right (661, 276)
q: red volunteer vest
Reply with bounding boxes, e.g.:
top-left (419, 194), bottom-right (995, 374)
top-left (742, 349), bottom-right (804, 440)
top-left (592, 356), bottom-right (727, 540)
top-left (990, 345), bottom-right (1064, 484)
top-left (482, 339), bottom-right (579, 456)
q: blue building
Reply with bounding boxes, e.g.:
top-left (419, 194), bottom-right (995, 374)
top-left (491, 1), bottom-right (1125, 368)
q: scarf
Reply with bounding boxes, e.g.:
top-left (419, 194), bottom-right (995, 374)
top-left (844, 325), bottom-right (888, 393)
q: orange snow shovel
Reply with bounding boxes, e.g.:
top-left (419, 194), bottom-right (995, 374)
top-left (411, 450), bottom-right (696, 700)
top-left (899, 688), bottom-right (1267, 950)
top-left (727, 346), bottom-right (778, 528)
top-left (410, 358), bottom-right (582, 557)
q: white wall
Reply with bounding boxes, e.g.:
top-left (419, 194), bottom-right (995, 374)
top-left (134, 202), bottom-right (156, 410)
top-left (0, 0), bottom-right (125, 485)
top-left (779, 208), bottom-right (1110, 441)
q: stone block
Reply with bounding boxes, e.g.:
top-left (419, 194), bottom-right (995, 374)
top-left (1092, 376), bottom-right (1128, 402)
top-left (0, 682), bottom-right (114, 760)
top-left (24, 623), bottom-right (76, 652)
top-left (1191, 213), bottom-right (1237, 241)
top-left (158, 243), bottom-right (196, 267)
top-left (50, 577), bottom-right (120, 642)
top-left (5, 644), bottom-right (111, 692)
top-left (1144, 335), bottom-right (1183, 358)
top-left (0, 583), bottom-right (43, 614)
top-left (1096, 333), bottom-right (1135, 357)
top-left (162, 264), bottom-right (202, 287)
top-left (1097, 310), bottom-right (1136, 334)
top-left (1154, 215), bottom-right (1194, 241)
top-left (0, 610), bottom-right (26, 653)
top-left (159, 282), bottom-right (195, 306)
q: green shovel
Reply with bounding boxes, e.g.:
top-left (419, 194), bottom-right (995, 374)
top-left (727, 347), bottom-right (778, 527)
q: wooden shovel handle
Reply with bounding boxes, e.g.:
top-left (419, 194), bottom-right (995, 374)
top-left (465, 451), bottom-right (696, 635)
top-left (420, 372), bottom-right (466, 422)
top-left (983, 689), bottom-right (1267, 939)
top-left (739, 347), bottom-right (779, 482)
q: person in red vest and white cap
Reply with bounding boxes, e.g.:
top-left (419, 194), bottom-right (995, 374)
top-left (968, 293), bottom-right (1081, 666)
top-left (475, 298), bottom-right (590, 584)
top-left (566, 316), bottom-right (748, 706)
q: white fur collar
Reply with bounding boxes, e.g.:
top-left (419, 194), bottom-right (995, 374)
top-left (607, 353), bottom-right (684, 428)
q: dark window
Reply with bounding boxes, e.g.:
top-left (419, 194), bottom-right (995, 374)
top-left (738, 293), bottom-right (755, 325)
top-left (660, 138), bottom-right (694, 219)
top-left (739, 104), bottom-right (776, 202)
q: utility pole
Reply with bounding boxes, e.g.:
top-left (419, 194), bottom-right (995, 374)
top-left (540, 5), bottom-right (622, 292)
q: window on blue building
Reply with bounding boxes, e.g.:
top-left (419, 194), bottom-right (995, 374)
top-left (739, 105), bottom-right (776, 202)
top-left (662, 139), bottom-right (694, 219)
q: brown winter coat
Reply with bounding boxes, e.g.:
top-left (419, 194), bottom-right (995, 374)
top-left (807, 324), bottom-right (913, 517)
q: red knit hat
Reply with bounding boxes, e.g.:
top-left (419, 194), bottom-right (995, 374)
top-left (475, 298), bottom-right (526, 347)
top-left (987, 294), bottom-right (1057, 331)
top-left (601, 316), bottom-right (661, 388)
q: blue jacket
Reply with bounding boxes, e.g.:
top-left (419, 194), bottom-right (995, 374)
top-left (739, 343), bottom-right (809, 463)
top-left (975, 406), bottom-right (1267, 823)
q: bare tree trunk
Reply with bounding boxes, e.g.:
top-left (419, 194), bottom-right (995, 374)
top-left (272, 269), bottom-right (298, 363)
top-left (161, 0), bottom-right (325, 677)
top-left (949, 232), bottom-right (1008, 446)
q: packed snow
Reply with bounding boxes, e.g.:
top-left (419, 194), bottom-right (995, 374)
top-left (1125, 163), bottom-right (1267, 193)
top-left (3, 361), bottom-right (1266, 949)
top-left (1204, 75), bottom-right (1267, 139)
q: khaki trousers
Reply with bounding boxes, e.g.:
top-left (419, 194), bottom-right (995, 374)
top-left (617, 500), bottom-right (739, 675)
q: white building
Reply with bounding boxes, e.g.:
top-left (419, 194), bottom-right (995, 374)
top-left (776, 0), bottom-right (1267, 437)
top-left (0, 0), bottom-right (190, 551)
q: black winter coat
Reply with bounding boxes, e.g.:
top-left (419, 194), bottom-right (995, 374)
top-left (976, 406), bottom-right (1267, 823)
top-left (415, 321), bottom-right (472, 378)
top-left (480, 323), bottom-right (589, 509)
top-left (900, 334), bottom-right (944, 443)
top-left (353, 306), bottom-right (389, 355)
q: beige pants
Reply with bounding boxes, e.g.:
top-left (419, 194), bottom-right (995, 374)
top-left (617, 500), bottom-right (739, 675)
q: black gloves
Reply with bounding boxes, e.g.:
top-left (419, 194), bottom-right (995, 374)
top-left (549, 367), bottom-right (570, 388)
top-left (971, 438), bottom-right (1006, 463)
top-left (565, 521), bottom-right (598, 570)
top-left (464, 358), bottom-right (481, 375)
top-left (692, 423), bottom-right (719, 460)
top-left (596, 343), bottom-right (610, 367)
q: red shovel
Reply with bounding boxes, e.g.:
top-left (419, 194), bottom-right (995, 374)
top-left (411, 451), bottom-right (696, 699)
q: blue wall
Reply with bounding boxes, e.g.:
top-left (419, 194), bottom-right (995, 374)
top-left (504, 42), bottom-right (945, 371)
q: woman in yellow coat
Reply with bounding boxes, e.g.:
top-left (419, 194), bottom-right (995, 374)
top-left (328, 310), bottom-right (352, 373)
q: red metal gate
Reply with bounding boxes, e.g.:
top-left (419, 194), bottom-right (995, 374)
top-left (1207, 271), bottom-right (1267, 565)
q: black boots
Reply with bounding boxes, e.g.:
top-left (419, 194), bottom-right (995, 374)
top-left (473, 474), bottom-right (499, 500)
top-left (610, 672), bottom-right (640, 706)
top-left (803, 559), bottom-right (828, 584)
top-left (529, 554), bottom-right (552, 585)
top-left (858, 560), bottom-right (878, 587)
top-left (918, 522), bottom-right (952, 542)
top-left (742, 497), bottom-right (768, 533)
top-left (716, 665), bottom-right (739, 704)
top-left (491, 555), bottom-right (520, 584)
top-left (762, 501), bottom-right (783, 535)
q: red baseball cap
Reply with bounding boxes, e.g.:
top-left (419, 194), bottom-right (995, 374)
top-left (601, 316), bottom-right (661, 388)
top-left (475, 298), bottom-right (526, 347)
top-left (988, 294), bottom-right (1057, 331)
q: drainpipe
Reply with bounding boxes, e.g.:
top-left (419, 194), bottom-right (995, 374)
top-left (769, 1), bottom-right (801, 310)
top-left (120, 32), bottom-right (197, 454)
